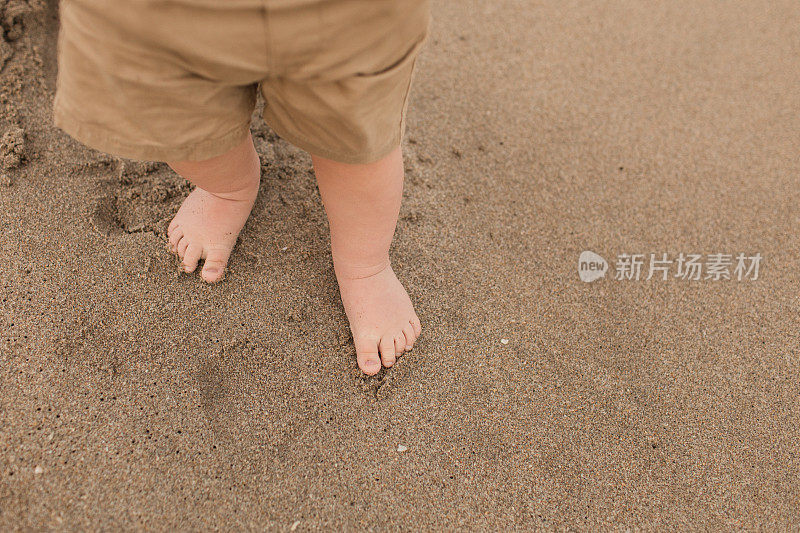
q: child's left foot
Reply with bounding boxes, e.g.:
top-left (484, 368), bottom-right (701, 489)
top-left (313, 147), bottom-right (422, 375)
top-left (335, 261), bottom-right (422, 375)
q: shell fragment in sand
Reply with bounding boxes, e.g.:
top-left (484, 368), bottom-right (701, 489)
top-left (397, 444), bottom-right (408, 452)
top-left (500, 339), bottom-right (509, 344)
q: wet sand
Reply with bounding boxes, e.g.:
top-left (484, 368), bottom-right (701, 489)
top-left (1, 0), bottom-right (798, 529)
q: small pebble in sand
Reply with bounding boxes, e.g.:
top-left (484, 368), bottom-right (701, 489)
top-left (34, 466), bottom-right (43, 475)
top-left (290, 520), bottom-right (301, 531)
top-left (397, 445), bottom-right (408, 452)
top-left (500, 339), bottom-right (509, 345)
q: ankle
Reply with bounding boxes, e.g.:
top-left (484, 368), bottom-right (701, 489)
top-left (332, 254), bottom-right (391, 281)
top-left (202, 173), bottom-right (260, 203)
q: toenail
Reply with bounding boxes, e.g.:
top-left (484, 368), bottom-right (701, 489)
top-left (205, 267), bottom-right (219, 274)
top-left (405, 346), bottom-right (413, 351)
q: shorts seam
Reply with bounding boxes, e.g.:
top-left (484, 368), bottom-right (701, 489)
top-left (398, 55), bottom-right (419, 142)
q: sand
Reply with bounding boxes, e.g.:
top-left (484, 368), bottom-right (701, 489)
top-left (1, 0), bottom-right (799, 529)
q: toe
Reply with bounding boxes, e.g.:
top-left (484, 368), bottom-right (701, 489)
top-left (182, 243), bottom-right (203, 273)
top-left (402, 323), bottom-right (416, 351)
top-left (355, 336), bottom-right (382, 375)
top-left (177, 237), bottom-right (189, 258)
top-left (168, 228), bottom-right (183, 252)
top-left (393, 334), bottom-right (406, 357)
top-left (379, 335), bottom-right (396, 368)
top-left (201, 247), bottom-right (231, 283)
top-left (410, 315), bottom-right (422, 337)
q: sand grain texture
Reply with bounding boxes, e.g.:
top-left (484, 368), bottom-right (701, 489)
top-left (1, 0), bottom-right (799, 530)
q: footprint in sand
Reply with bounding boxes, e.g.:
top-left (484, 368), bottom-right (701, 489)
top-left (84, 159), bottom-right (188, 237)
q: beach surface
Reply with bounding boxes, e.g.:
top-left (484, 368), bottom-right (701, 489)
top-left (1, 0), bottom-right (799, 529)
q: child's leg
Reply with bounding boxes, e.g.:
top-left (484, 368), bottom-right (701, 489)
top-left (166, 132), bottom-right (261, 282)
top-left (313, 146), bottom-right (422, 375)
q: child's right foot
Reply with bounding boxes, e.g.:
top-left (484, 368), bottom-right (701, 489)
top-left (167, 179), bottom-right (258, 282)
top-left (166, 133), bottom-right (261, 283)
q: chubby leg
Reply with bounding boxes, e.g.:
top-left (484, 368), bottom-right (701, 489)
top-left (313, 146), bottom-right (422, 375)
top-left (166, 132), bottom-right (261, 282)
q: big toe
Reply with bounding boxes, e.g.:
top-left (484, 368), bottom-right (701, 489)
top-left (355, 337), bottom-right (382, 375)
top-left (201, 247), bottom-right (231, 283)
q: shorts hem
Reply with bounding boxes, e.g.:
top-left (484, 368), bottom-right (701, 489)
top-left (52, 101), bottom-right (251, 162)
top-left (262, 114), bottom-right (402, 165)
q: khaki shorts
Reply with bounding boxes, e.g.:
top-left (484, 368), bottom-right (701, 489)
top-left (53, 0), bottom-right (429, 164)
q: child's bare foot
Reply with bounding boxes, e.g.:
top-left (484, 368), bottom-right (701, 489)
top-left (313, 147), bottom-right (422, 375)
top-left (167, 180), bottom-right (258, 282)
top-left (335, 260), bottom-right (422, 375)
top-left (166, 132), bottom-right (261, 283)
